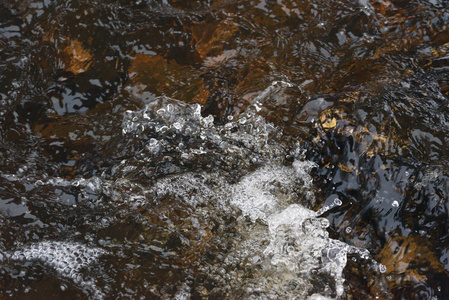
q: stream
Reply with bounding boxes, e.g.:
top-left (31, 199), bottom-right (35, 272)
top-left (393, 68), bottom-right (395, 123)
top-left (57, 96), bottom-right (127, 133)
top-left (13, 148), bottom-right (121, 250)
top-left (1, 0), bottom-right (449, 299)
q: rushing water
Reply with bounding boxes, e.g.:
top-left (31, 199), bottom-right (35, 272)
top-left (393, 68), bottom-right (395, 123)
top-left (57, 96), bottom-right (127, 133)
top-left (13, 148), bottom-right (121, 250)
top-left (1, 0), bottom-right (449, 299)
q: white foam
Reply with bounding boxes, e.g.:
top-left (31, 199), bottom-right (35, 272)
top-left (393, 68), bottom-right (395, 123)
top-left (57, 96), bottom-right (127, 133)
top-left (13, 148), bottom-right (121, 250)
top-left (230, 165), bottom-right (298, 221)
top-left (230, 163), bottom-right (349, 298)
top-left (1, 87), bottom-right (379, 298)
top-left (153, 173), bottom-right (217, 207)
top-left (150, 160), bottom-right (352, 298)
top-left (308, 294), bottom-right (335, 300)
top-left (121, 97), bottom-right (355, 297)
top-left (6, 241), bottom-right (105, 298)
top-left (173, 283), bottom-right (191, 300)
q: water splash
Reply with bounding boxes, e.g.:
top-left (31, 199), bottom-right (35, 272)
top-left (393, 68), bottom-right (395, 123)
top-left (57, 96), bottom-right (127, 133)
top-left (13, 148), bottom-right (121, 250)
top-left (0, 93), bottom-right (381, 298)
top-left (228, 163), bottom-right (349, 298)
top-left (119, 96), bottom-right (357, 297)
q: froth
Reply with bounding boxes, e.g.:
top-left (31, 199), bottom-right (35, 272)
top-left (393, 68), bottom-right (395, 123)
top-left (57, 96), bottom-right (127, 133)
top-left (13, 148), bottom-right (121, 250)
top-left (230, 160), bottom-right (318, 221)
top-left (120, 97), bottom-right (358, 297)
top-left (120, 96), bottom-right (285, 177)
top-left (5, 241), bottom-right (105, 298)
top-left (230, 165), bottom-right (298, 221)
top-left (231, 164), bottom-right (349, 298)
top-left (149, 159), bottom-right (353, 298)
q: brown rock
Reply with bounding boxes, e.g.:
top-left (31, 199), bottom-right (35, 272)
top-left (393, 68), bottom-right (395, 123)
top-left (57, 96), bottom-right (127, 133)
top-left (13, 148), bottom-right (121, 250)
top-left (378, 235), bottom-right (445, 287)
top-left (62, 39), bottom-right (93, 75)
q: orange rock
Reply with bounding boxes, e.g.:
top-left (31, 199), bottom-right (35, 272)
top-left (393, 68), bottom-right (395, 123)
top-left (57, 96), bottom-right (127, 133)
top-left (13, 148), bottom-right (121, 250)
top-left (378, 235), bottom-right (445, 286)
top-left (190, 21), bottom-right (238, 59)
top-left (129, 54), bottom-right (182, 89)
top-left (33, 115), bottom-right (93, 144)
top-left (62, 39), bottom-right (93, 75)
top-left (127, 53), bottom-right (209, 105)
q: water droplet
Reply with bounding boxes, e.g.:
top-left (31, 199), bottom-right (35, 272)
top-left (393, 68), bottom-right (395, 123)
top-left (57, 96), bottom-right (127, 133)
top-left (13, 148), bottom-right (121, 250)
top-left (334, 198), bottom-right (342, 206)
top-left (316, 205), bottom-right (330, 216)
top-left (173, 122), bottom-right (183, 130)
top-left (392, 200), bottom-right (399, 207)
top-left (345, 227), bottom-right (352, 234)
top-left (379, 264), bottom-right (387, 273)
top-left (320, 218), bottom-right (330, 228)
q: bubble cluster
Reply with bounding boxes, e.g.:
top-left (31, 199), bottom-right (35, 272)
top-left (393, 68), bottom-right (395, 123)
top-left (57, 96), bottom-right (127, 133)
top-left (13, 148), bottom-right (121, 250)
top-left (230, 164), bottom-right (310, 221)
top-left (379, 264), bottom-right (387, 273)
top-left (120, 96), bottom-right (285, 177)
top-left (151, 159), bottom-right (356, 298)
top-left (316, 198), bottom-right (343, 216)
top-left (116, 93), bottom-right (375, 298)
top-left (4, 241), bottom-right (106, 298)
top-left (2, 85), bottom-right (377, 298)
top-left (262, 204), bottom-right (349, 298)
top-left (35, 176), bottom-right (104, 194)
top-left (153, 172), bottom-right (221, 207)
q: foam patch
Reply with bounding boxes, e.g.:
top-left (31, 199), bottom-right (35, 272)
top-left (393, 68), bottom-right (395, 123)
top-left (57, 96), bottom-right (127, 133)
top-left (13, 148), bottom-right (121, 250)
top-left (5, 241), bottom-right (105, 298)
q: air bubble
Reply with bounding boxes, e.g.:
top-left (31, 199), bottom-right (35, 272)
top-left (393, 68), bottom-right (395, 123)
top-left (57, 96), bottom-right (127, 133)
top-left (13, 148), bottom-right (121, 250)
top-left (379, 264), bottom-right (387, 273)
top-left (7, 241), bottom-right (105, 295)
top-left (118, 95), bottom-right (364, 299)
top-left (201, 115), bottom-right (214, 127)
top-left (156, 125), bottom-right (169, 133)
top-left (173, 122), bottom-right (183, 130)
top-left (320, 218), bottom-right (330, 228)
top-left (316, 205), bottom-right (330, 216)
top-left (392, 200), bottom-right (399, 207)
top-left (345, 227), bottom-right (352, 234)
top-left (193, 104), bottom-right (201, 118)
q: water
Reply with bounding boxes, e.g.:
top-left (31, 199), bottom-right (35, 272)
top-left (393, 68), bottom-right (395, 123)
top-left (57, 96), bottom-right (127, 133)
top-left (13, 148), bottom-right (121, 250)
top-left (1, 0), bottom-right (449, 298)
top-left (3, 241), bottom-right (106, 298)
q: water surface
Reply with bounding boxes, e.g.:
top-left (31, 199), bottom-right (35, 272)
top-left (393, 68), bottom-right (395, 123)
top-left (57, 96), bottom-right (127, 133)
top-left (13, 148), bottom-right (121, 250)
top-left (1, 0), bottom-right (449, 298)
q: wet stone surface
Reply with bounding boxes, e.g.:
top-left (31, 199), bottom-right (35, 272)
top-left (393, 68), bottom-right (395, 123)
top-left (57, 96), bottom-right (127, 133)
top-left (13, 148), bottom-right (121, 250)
top-left (1, 0), bottom-right (449, 299)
